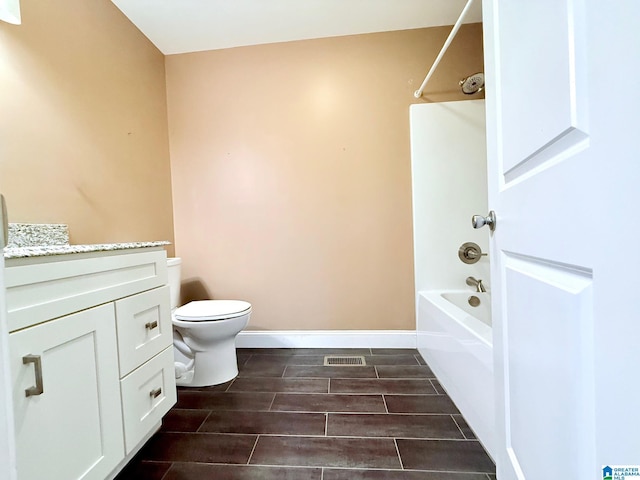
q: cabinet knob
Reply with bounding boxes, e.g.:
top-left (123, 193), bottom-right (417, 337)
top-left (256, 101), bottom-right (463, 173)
top-left (150, 388), bottom-right (162, 398)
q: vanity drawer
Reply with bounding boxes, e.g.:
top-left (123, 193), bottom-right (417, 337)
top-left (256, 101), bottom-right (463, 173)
top-left (6, 249), bottom-right (167, 332)
top-left (115, 285), bottom-right (172, 377)
top-left (120, 347), bottom-right (176, 454)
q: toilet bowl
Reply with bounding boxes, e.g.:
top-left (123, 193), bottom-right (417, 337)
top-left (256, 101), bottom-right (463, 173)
top-left (167, 257), bottom-right (251, 387)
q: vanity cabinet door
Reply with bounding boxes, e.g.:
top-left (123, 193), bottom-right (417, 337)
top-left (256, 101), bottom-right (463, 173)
top-left (10, 304), bottom-right (124, 480)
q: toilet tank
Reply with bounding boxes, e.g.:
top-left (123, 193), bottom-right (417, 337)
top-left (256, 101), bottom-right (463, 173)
top-left (166, 257), bottom-right (182, 310)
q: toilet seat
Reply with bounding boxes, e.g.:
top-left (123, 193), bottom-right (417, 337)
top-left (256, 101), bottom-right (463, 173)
top-left (174, 300), bottom-right (251, 322)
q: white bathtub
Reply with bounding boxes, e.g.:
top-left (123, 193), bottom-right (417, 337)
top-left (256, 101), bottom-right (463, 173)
top-left (417, 290), bottom-right (495, 460)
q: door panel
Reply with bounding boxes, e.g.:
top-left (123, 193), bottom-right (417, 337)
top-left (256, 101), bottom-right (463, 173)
top-left (481, 0), bottom-right (640, 478)
top-left (498, 0), bottom-right (589, 178)
top-left (502, 253), bottom-right (593, 478)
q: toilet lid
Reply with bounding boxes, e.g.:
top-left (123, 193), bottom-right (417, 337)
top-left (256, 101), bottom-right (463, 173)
top-left (174, 300), bottom-right (251, 322)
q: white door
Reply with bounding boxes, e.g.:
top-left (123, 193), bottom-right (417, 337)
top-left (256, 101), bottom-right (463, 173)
top-left (483, 1), bottom-right (640, 478)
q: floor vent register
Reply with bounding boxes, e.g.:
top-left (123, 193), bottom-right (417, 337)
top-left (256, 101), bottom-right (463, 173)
top-left (323, 355), bottom-right (367, 366)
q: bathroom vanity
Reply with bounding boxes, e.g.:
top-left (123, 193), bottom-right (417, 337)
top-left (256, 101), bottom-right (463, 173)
top-left (4, 244), bottom-right (176, 480)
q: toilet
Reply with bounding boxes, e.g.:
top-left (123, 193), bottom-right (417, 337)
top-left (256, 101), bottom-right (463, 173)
top-left (167, 257), bottom-right (251, 387)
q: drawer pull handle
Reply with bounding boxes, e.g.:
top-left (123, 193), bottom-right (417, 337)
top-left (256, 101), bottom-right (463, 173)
top-left (145, 321), bottom-right (159, 330)
top-left (150, 388), bottom-right (162, 399)
top-left (23, 355), bottom-right (44, 397)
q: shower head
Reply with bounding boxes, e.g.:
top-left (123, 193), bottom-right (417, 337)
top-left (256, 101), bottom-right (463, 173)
top-left (459, 72), bottom-right (484, 94)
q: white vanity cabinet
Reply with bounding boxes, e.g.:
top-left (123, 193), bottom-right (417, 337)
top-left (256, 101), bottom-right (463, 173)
top-left (5, 248), bottom-right (177, 480)
top-left (10, 304), bottom-right (123, 480)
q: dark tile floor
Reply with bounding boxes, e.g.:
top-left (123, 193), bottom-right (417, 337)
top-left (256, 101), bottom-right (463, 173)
top-left (115, 348), bottom-right (496, 479)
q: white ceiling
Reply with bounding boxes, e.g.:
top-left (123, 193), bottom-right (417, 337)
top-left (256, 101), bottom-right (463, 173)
top-left (111, 0), bottom-right (483, 55)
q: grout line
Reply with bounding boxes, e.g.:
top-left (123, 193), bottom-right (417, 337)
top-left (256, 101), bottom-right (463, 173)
top-left (429, 379), bottom-right (441, 394)
top-left (289, 466), bottom-right (494, 474)
top-left (184, 432), bottom-right (329, 438)
top-left (393, 438), bottom-right (405, 470)
top-left (246, 435), bottom-right (260, 465)
top-left (321, 467), bottom-right (324, 480)
top-left (267, 393), bottom-right (277, 411)
top-left (223, 433), bottom-right (479, 441)
top-left (232, 377), bottom-right (435, 383)
top-left (327, 378), bottom-right (331, 394)
top-left (225, 378), bottom-right (237, 392)
top-left (324, 413), bottom-right (328, 436)
top-left (381, 394), bottom-right (389, 414)
top-left (240, 353), bottom-right (253, 369)
top-left (195, 410), bottom-right (213, 433)
top-left (197, 391), bottom-right (443, 399)
top-left (217, 411), bottom-right (459, 417)
top-left (451, 414), bottom-right (467, 439)
top-left (227, 461), bottom-right (488, 474)
top-left (281, 365), bottom-right (288, 378)
top-left (374, 366), bottom-right (379, 379)
top-left (265, 410), bottom-right (389, 415)
top-left (158, 462), bottom-right (173, 480)
top-left (156, 462), bottom-right (491, 475)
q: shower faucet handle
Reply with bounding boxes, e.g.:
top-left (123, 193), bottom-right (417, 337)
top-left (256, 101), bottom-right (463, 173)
top-left (458, 242), bottom-right (486, 264)
top-left (472, 211), bottom-right (496, 232)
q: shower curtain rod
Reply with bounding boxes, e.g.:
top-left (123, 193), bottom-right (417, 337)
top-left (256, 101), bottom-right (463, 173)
top-left (414, 0), bottom-right (475, 98)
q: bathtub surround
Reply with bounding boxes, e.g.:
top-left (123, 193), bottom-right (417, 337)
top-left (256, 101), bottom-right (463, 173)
top-left (410, 101), bottom-right (494, 458)
top-left (0, 0), bottom-right (175, 254)
top-left (410, 100), bottom-right (489, 293)
top-left (166, 25), bottom-right (484, 332)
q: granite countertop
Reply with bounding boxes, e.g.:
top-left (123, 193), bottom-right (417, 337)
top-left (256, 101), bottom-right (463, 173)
top-left (4, 241), bottom-right (171, 259)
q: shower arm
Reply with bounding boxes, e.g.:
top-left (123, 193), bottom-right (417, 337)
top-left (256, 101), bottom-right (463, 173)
top-left (414, 0), bottom-right (475, 98)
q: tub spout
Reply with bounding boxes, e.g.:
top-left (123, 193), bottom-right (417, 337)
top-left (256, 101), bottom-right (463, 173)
top-left (466, 276), bottom-right (486, 293)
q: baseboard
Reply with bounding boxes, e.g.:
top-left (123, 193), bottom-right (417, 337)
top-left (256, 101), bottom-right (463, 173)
top-left (236, 330), bottom-right (417, 349)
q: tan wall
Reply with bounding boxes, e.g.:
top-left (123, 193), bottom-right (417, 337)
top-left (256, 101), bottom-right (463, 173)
top-left (166, 25), bottom-right (484, 330)
top-left (0, 0), bottom-right (174, 253)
